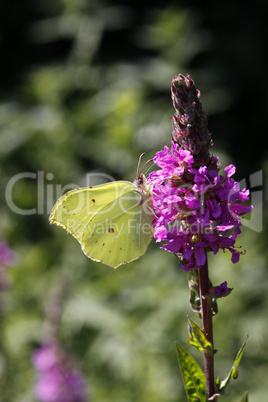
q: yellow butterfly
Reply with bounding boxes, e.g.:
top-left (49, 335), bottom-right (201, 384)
top-left (49, 157), bottom-right (154, 269)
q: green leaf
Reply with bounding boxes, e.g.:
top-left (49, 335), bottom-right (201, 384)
top-left (188, 270), bottom-right (201, 313)
top-left (240, 391), bottom-right (248, 401)
top-left (217, 336), bottom-right (249, 394)
top-left (176, 342), bottom-right (207, 402)
top-left (210, 296), bottom-right (218, 316)
top-left (189, 285), bottom-right (201, 313)
top-left (187, 270), bottom-right (220, 316)
top-left (188, 317), bottom-right (214, 354)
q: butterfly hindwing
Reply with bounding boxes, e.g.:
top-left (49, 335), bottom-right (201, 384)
top-left (81, 189), bottom-right (154, 268)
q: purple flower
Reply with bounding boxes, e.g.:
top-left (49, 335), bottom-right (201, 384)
top-left (209, 281), bottom-right (233, 298)
top-left (147, 141), bottom-right (253, 271)
top-left (0, 240), bottom-right (16, 268)
top-left (32, 343), bottom-right (87, 402)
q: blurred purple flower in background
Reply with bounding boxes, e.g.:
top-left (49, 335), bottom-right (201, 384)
top-left (32, 343), bottom-right (87, 402)
top-left (0, 240), bottom-right (16, 267)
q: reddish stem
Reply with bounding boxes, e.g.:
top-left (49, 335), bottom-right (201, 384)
top-left (198, 258), bottom-right (216, 400)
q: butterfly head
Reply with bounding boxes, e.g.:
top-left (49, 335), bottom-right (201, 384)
top-left (134, 172), bottom-right (146, 186)
top-left (134, 173), bottom-right (153, 204)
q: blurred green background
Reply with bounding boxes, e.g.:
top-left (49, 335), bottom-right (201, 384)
top-left (0, 0), bottom-right (267, 401)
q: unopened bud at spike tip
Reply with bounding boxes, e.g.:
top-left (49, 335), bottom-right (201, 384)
top-left (171, 74), bottom-right (215, 169)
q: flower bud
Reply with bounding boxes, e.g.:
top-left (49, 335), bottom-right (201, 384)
top-left (171, 74), bottom-right (214, 168)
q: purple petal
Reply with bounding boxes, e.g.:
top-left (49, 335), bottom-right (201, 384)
top-left (195, 246), bottom-right (206, 266)
top-left (230, 203), bottom-right (253, 215)
top-left (225, 164), bottom-right (236, 178)
top-left (231, 250), bottom-right (240, 264)
top-left (183, 246), bottom-right (193, 260)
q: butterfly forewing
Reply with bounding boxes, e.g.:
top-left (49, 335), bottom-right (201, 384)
top-left (49, 181), bottom-right (136, 243)
top-left (49, 179), bottom-right (154, 268)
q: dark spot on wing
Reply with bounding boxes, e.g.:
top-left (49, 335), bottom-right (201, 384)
top-left (103, 243), bottom-right (105, 246)
top-left (108, 228), bottom-right (114, 233)
top-left (91, 199), bottom-right (95, 203)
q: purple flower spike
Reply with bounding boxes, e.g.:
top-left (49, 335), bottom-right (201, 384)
top-left (148, 142), bottom-right (253, 270)
top-left (32, 343), bottom-right (87, 402)
top-left (147, 75), bottom-right (253, 271)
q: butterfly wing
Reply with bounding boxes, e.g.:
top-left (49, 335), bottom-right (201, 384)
top-left (49, 181), bottom-right (136, 243)
top-left (81, 187), bottom-right (154, 268)
top-left (49, 180), bottom-right (154, 269)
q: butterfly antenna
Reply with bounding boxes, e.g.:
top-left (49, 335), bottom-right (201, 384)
top-left (137, 153), bottom-right (154, 176)
top-left (137, 153), bottom-right (146, 177)
top-left (144, 162), bottom-right (154, 176)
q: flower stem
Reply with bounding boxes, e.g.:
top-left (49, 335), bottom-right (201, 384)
top-left (198, 257), bottom-right (216, 400)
